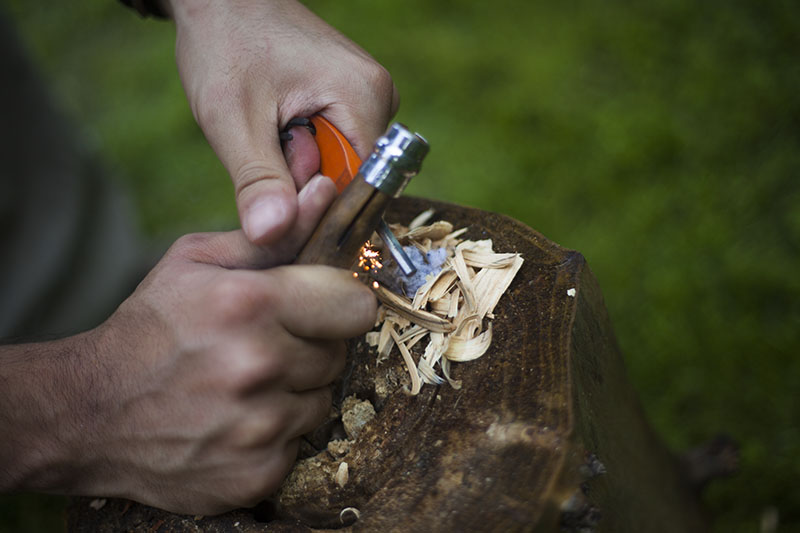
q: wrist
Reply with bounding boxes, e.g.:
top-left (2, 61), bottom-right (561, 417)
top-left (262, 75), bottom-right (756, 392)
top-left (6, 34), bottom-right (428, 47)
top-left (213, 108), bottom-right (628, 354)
top-left (0, 332), bottom-right (104, 495)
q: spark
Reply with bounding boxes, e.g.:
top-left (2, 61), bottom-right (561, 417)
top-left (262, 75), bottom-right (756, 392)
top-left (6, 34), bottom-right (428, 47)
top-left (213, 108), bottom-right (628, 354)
top-left (358, 241), bottom-right (383, 272)
top-left (372, 281), bottom-right (380, 289)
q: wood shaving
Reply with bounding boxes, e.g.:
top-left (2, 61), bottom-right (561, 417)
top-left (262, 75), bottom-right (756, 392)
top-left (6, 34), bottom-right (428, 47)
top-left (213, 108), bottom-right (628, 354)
top-left (339, 507), bottom-right (361, 524)
top-left (335, 462), bottom-right (349, 488)
top-left (365, 212), bottom-right (523, 395)
top-left (408, 208), bottom-right (435, 229)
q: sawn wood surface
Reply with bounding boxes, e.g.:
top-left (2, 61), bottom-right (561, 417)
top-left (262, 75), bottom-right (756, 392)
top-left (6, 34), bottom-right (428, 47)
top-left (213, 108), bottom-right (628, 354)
top-left (67, 196), bottom-right (707, 532)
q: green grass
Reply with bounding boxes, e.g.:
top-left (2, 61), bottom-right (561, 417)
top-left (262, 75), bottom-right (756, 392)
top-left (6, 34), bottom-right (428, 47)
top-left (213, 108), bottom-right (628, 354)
top-left (4, 0), bottom-right (799, 531)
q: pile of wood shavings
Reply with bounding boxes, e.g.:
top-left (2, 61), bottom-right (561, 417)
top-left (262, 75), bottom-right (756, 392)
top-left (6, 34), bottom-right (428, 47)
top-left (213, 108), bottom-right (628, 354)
top-left (365, 209), bottom-right (524, 395)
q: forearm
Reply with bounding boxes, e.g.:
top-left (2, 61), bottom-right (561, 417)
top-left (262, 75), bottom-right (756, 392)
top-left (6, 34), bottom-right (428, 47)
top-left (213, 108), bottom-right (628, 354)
top-left (0, 333), bottom-right (100, 494)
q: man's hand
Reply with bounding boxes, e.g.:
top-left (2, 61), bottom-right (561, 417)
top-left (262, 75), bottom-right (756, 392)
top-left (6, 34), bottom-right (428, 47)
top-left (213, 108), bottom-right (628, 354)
top-left (0, 176), bottom-right (377, 514)
top-left (168, 0), bottom-right (400, 245)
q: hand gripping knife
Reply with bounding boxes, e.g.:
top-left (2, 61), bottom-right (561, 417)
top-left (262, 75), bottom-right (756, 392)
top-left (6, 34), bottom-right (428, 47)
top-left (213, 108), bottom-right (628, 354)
top-left (291, 116), bottom-right (429, 274)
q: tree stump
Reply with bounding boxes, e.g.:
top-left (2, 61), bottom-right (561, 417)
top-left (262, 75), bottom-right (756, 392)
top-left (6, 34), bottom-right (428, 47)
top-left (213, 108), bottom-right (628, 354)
top-left (67, 197), bottom-right (708, 532)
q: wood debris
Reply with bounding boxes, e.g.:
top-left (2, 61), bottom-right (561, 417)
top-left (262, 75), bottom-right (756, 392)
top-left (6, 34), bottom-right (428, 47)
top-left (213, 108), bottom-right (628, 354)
top-left (88, 499), bottom-right (107, 511)
top-left (364, 212), bottom-right (524, 395)
top-left (339, 507), bottom-right (361, 524)
top-left (341, 395), bottom-right (376, 440)
top-left (335, 462), bottom-right (349, 488)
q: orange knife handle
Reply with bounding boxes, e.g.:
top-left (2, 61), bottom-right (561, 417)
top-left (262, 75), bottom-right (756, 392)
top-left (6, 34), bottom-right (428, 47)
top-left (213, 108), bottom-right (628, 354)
top-left (309, 115), bottom-right (362, 193)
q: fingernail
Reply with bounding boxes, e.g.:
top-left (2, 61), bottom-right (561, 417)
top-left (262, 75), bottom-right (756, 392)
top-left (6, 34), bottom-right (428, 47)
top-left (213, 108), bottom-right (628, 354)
top-left (298, 174), bottom-right (333, 204)
top-left (244, 195), bottom-right (290, 241)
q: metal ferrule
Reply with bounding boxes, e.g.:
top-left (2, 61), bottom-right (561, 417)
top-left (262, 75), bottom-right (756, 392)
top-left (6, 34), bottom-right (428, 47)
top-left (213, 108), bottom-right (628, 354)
top-left (359, 123), bottom-right (429, 197)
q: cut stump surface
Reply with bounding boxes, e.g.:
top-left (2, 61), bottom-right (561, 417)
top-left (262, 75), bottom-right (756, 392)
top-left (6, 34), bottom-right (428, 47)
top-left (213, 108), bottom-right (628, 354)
top-left (68, 197), bottom-right (707, 532)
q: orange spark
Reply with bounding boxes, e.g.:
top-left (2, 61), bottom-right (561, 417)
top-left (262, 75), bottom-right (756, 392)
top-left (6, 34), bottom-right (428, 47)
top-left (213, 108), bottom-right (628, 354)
top-left (358, 241), bottom-right (383, 272)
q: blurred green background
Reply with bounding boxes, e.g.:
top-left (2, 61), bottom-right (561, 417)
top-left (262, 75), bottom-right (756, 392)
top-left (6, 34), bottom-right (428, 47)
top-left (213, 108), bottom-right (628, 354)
top-left (2, 0), bottom-right (798, 531)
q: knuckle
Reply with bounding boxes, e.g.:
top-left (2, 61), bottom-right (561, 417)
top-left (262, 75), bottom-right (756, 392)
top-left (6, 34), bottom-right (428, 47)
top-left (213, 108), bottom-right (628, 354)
top-left (191, 81), bottom-right (239, 133)
top-left (344, 58), bottom-right (396, 119)
top-left (230, 411), bottom-right (285, 449)
top-left (233, 160), bottom-right (288, 198)
top-left (363, 61), bottom-right (395, 98)
top-left (208, 274), bottom-right (263, 325)
top-left (219, 340), bottom-right (287, 394)
top-left (166, 232), bottom-right (212, 260)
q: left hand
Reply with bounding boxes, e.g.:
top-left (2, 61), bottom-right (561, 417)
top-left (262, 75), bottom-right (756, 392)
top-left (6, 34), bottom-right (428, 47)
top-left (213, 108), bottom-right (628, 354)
top-left (167, 0), bottom-right (400, 245)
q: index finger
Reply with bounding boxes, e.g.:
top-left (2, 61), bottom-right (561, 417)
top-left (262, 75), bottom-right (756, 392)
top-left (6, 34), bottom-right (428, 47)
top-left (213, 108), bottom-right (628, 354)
top-left (266, 265), bottom-right (378, 340)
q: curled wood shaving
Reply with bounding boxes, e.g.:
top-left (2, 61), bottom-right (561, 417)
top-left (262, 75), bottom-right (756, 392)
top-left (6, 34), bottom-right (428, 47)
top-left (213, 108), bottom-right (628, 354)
top-left (403, 328), bottom-right (429, 351)
top-left (339, 507), bottom-right (361, 524)
top-left (365, 331), bottom-right (380, 348)
top-left (429, 269), bottom-right (458, 302)
top-left (463, 250), bottom-right (519, 269)
top-left (445, 324), bottom-right (493, 362)
top-left (397, 220), bottom-right (454, 243)
top-left (366, 212), bottom-right (523, 395)
top-left (408, 208), bottom-right (436, 229)
top-left (390, 326), bottom-right (422, 395)
top-left (418, 356), bottom-right (445, 385)
top-left (440, 356), bottom-right (462, 390)
top-left (374, 286), bottom-right (455, 333)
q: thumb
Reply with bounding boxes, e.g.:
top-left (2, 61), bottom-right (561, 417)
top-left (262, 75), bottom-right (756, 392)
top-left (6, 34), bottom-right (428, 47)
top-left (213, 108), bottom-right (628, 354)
top-left (195, 94), bottom-right (300, 246)
top-left (174, 174), bottom-right (338, 270)
top-left (233, 131), bottom-right (299, 246)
